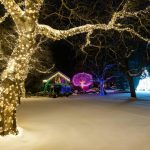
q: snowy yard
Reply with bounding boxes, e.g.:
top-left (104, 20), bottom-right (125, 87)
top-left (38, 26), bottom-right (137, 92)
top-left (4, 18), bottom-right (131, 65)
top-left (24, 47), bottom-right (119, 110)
top-left (0, 93), bottom-right (150, 150)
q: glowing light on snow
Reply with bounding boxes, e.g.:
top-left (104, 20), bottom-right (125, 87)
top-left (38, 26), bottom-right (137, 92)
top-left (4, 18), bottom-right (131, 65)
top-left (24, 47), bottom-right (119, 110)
top-left (72, 72), bottom-right (93, 90)
top-left (0, 127), bottom-right (23, 140)
top-left (136, 69), bottom-right (150, 91)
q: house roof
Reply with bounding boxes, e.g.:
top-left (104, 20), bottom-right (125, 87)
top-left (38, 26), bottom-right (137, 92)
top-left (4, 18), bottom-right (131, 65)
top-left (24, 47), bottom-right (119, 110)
top-left (43, 71), bottom-right (70, 83)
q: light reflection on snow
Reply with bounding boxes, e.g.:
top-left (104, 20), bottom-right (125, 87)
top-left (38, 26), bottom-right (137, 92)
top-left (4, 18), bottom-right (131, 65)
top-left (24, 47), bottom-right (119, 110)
top-left (0, 127), bottom-right (23, 140)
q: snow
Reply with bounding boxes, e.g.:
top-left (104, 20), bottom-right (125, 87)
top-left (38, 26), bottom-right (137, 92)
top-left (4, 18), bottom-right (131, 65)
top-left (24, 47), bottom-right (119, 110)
top-left (0, 93), bottom-right (150, 150)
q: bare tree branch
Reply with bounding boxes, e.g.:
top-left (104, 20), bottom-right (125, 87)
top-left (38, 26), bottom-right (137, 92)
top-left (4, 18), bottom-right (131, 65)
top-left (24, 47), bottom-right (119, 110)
top-left (0, 12), bottom-right (9, 23)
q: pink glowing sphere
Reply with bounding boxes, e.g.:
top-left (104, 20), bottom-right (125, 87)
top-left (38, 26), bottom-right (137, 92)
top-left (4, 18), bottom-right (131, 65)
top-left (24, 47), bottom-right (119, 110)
top-left (72, 72), bottom-right (93, 88)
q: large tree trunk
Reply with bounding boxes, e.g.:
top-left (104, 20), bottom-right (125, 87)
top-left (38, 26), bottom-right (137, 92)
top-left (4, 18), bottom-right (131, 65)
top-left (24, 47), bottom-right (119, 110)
top-left (0, 31), bottom-right (36, 135)
top-left (0, 0), bottom-right (42, 136)
top-left (127, 75), bottom-right (136, 98)
top-left (0, 79), bottom-right (20, 135)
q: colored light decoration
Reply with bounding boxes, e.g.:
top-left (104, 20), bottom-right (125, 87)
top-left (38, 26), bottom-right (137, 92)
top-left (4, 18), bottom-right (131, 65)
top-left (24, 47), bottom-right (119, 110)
top-left (72, 72), bottom-right (93, 90)
top-left (136, 69), bottom-right (150, 91)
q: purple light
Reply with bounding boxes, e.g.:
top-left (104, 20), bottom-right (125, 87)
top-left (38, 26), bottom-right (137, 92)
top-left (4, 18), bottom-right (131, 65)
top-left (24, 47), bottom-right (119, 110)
top-left (72, 72), bottom-right (93, 89)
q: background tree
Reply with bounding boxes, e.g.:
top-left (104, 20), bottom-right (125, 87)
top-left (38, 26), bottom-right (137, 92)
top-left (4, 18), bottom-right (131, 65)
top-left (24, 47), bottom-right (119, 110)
top-left (82, 54), bottom-right (119, 96)
top-left (107, 32), bottom-right (149, 98)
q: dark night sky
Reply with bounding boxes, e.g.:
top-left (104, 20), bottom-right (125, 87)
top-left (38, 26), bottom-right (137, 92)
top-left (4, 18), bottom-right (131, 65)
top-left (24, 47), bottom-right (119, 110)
top-left (51, 40), bottom-right (77, 77)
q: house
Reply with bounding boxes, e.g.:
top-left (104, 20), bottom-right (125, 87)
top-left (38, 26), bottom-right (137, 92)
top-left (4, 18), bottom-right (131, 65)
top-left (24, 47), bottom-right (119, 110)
top-left (43, 71), bottom-right (70, 84)
top-left (42, 71), bottom-right (72, 96)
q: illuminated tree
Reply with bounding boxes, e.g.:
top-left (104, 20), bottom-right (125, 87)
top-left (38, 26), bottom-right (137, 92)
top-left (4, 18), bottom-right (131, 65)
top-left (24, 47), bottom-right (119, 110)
top-left (0, 26), bottom-right (54, 94)
top-left (0, 27), bottom-right (16, 72)
top-left (72, 72), bottom-right (93, 90)
top-left (0, 0), bottom-right (149, 135)
top-left (136, 69), bottom-right (150, 91)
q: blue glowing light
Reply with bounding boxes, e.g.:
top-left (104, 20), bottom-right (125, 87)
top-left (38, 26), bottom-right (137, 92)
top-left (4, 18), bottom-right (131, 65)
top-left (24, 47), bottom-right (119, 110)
top-left (136, 69), bottom-right (150, 91)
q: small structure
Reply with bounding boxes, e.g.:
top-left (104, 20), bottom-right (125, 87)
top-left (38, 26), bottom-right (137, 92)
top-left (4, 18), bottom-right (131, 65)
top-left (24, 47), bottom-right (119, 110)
top-left (43, 71), bottom-right (72, 97)
top-left (43, 71), bottom-right (70, 84)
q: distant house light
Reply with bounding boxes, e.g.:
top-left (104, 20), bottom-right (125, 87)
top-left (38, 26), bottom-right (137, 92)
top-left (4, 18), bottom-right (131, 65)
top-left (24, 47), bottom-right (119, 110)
top-left (43, 71), bottom-right (70, 83)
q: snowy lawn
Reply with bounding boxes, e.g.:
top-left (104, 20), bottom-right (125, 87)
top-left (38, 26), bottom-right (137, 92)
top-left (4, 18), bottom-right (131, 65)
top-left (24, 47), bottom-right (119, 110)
top-left (0, 93), bottom-right (150, 150)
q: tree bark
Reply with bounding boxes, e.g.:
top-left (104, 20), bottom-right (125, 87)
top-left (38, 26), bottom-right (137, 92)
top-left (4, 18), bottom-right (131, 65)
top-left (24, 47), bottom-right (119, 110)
top-left (0, 79), bottom-right (20, 135)
top-left (127, 75), bottom-right (136, 98)
top-left (99, 79), bottom-right (107, 96)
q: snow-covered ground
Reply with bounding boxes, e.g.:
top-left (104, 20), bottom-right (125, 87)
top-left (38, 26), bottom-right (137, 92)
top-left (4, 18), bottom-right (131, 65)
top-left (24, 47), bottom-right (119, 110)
top-left (0, 92), bottom-right (150, 150)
